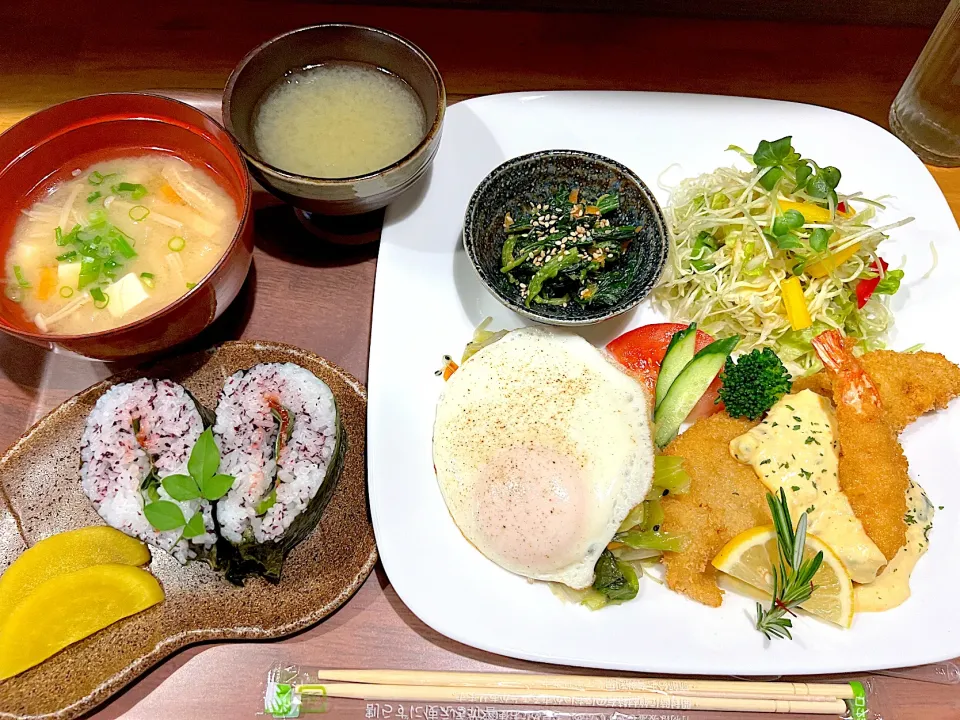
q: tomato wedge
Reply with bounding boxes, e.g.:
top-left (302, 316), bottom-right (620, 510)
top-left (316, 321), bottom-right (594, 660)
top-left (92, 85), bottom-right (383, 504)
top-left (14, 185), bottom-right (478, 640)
top-left (606, 323), bottom-right (723, 419)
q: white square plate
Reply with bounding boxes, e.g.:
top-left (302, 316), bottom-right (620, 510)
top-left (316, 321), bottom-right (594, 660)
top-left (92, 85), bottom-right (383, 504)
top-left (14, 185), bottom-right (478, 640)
top-left (368, 92), bottom-right (960, 675)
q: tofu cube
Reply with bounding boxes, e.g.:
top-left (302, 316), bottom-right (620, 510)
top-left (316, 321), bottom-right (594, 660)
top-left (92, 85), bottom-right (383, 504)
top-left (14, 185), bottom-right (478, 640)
top-left (58, 262), bottom-right (81, 289)
top-left (104, 272), bottom-right (149, 318)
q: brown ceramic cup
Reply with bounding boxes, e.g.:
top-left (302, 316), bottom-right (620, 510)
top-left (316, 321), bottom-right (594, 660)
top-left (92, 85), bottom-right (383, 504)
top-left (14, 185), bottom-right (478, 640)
top-left (222, 24), bottom-right (445, 216)
top-left (0, 93), bottom-right (254, 360)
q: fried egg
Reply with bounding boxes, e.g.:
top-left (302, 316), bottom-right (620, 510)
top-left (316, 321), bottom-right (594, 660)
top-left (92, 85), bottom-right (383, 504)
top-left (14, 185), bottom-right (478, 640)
top-left (433, 327), bottom-right (654, 589)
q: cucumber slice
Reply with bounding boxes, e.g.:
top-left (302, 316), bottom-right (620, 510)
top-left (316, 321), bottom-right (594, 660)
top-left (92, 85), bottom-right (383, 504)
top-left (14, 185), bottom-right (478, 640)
top-left (654, 324), bottom-right (698, 410)
top-left (653, 336), bottom-right (739, 448)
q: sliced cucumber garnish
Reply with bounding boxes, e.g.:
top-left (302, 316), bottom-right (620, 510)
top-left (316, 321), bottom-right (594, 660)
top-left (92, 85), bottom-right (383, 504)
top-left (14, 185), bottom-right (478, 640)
top-left (655, 323), bottom-right (698, 410)
top-left (654, 336), bottom-right (739, 448)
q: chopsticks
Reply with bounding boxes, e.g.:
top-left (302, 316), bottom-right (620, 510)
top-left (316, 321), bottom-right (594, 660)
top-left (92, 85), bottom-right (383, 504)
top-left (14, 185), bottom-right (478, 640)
top-left (290, 669), bottom-right (856, 715)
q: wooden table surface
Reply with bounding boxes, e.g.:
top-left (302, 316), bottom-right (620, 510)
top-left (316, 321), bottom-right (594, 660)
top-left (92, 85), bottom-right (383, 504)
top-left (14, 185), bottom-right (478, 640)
top-left (1, 3), bottom-right (959, 719)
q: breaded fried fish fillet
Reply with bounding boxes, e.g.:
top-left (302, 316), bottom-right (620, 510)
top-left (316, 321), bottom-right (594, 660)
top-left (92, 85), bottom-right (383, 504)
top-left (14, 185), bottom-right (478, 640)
top-left (793, 350), bottom-right (960, 433)
top-left (660, 414), bottom-right (769, 607)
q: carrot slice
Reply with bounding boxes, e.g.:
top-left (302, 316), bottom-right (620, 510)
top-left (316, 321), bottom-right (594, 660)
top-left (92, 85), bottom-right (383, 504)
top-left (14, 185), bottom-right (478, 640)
top-left (36, 267), bottom-right (57, 301)
top-left (158, 183), bottom-right (183, 204)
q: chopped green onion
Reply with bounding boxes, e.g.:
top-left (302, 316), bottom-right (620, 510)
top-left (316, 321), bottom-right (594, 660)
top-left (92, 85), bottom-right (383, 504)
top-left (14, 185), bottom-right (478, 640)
top-left (90, 287), bottom-right (109, 309)
top-left (56, 224), bottom-right (81, 247)
top-left (88, 171), bottom-right (116, 186)
top-left (88, 209), bottom-right (107, 226)
top-left (96, 244), bottom-right (112, 259)
top-left (140, 272), bottom-right (156, 289)
top-left (13, 266), bottom-right (30, 288)
top-left (86, 191), bottom-right (102, 203)
top-left (108, 232), bottom-right (137, 259)
top-left (78, 257), bottom-right (101, 289)
top-left (168, 236), bottom-right (186, 252)
top-left (128, 205), bottom-right (150, 222)
top-left (186, 282), bottom-right (196, 290)
top-left (56, 250), bottom-right (78, 262)
top-left (59, 286), bottom-right (74, 298)
top-left (111, 182), bottom-right (148, 200)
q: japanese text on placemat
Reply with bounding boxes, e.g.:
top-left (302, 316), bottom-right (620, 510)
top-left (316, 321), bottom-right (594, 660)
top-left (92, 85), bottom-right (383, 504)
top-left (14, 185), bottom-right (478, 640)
top-left (364, 705), bottom-right (688, 720)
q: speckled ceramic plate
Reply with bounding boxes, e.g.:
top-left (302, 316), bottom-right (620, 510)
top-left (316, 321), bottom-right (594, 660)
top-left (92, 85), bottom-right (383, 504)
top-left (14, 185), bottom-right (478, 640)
top-left (0, 341), bottom-right (376, 720)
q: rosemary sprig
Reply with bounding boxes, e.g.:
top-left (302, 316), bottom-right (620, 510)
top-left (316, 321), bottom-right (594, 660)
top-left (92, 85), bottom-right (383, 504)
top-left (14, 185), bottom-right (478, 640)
top-left (756, 488), bottom-right (824, 640)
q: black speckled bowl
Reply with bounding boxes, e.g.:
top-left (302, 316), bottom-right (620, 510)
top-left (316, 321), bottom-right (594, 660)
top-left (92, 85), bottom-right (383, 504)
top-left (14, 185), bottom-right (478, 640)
top-left (463, 150), bottom-right (668, 326)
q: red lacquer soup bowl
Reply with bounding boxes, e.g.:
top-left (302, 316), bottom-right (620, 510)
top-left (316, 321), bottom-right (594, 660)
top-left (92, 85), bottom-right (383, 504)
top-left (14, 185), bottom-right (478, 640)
top-left (0, 93), bottom-right (253, 360)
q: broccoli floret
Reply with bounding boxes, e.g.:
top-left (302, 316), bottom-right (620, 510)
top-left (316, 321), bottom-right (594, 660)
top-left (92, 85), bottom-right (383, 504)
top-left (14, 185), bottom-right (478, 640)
top-left (718, 348), bottom-right (792, 420)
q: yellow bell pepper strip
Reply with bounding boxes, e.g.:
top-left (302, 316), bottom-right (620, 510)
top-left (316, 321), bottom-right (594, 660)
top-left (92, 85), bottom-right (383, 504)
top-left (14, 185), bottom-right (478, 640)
top-left (781, 276), bottom-right (812, 331)
top-left (805, 241), bottom-right (861, 278)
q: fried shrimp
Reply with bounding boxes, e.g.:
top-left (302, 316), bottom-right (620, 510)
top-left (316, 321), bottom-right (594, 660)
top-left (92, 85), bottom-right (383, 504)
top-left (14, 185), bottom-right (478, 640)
top-left (794, 350), bottom-right (960, 433)
top-left (812, 331), bottom-right (909, 560)
top-left (660, 414), bottom-right (769, 607)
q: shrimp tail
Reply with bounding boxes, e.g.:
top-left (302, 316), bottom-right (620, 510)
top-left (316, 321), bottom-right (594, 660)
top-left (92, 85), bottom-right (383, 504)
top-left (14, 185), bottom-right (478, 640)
top-left (812, 330), bottom-right (882, 416)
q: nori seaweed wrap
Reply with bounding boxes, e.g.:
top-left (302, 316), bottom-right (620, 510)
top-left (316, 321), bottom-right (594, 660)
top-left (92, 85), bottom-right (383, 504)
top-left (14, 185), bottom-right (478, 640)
top-left (212, 363), bottom-right (344, 584)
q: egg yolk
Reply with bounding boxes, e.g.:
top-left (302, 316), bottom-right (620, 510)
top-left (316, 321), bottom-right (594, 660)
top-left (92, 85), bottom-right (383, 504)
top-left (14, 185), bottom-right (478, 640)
top-left (472, 444), bottom-right (588, 574)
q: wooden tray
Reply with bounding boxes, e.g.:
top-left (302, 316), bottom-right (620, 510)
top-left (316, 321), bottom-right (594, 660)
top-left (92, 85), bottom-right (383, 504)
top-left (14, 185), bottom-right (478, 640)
top-left (0, 341), bottom-right (377, 720)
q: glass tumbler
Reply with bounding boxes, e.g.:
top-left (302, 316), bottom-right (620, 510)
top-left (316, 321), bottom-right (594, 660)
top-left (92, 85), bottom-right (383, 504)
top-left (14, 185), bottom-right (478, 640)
top-left (890, 0), bottom-right (960, 166)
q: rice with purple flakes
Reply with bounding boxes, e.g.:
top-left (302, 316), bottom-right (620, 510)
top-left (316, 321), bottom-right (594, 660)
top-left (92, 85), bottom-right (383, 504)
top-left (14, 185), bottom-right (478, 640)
top-left (80, 378), bottom-right (217, 563)
top-left (213, 362), bottom-right (343, 583)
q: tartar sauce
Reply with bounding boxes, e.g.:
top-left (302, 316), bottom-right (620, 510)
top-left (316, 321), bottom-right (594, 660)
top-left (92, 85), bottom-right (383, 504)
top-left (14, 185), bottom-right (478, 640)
top-left (855, 480), bottom-right (935, 612)
top-left (730, 390), bottom-right (886, 584)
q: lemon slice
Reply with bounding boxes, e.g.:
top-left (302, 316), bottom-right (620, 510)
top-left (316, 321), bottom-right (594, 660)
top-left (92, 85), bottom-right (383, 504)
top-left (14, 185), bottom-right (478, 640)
top-left (712, 525), bottom-right (854, 629)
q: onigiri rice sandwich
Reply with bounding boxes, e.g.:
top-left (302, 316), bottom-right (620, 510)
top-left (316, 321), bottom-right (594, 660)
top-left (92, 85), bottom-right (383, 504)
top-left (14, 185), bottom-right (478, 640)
top-left (213, 362), bottom-right (344, 584)
top-left (80, 378), bottom-right (218, 563)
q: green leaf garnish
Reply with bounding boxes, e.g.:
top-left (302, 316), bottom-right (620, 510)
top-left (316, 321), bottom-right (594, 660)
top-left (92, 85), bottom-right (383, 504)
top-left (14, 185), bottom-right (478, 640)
top-left (808, 227), bottom-right (831, 253)
top-left (793, 162), bottom-right (813, 192)
top-left (142, 427), bottom-right (235, 533)
top-left (753, 136), bottom-right (794, 167)
top-left (188, 428), bottom-right (220, 486)
top-left (143, 501), bottom-right (187, 531)
top-left (201, 474), bottom-right (235, 502)
top-left (161, 473), bottom-right (201, 501)
top-left (758, 166), bottom-right (784, 191)
top-left (181, 512), bottom-right (206, 539)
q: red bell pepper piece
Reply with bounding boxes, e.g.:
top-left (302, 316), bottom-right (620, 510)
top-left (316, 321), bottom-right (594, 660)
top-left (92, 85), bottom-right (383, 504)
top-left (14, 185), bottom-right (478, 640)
top-left (855, 258), bottom-right (888, 309)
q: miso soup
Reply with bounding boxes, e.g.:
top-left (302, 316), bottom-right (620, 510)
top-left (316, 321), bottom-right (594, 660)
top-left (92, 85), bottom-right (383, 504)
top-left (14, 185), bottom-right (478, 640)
top-left (253, 62), bottom-right (427, 179)
top-left (3, 155), bottom-right (240, 334)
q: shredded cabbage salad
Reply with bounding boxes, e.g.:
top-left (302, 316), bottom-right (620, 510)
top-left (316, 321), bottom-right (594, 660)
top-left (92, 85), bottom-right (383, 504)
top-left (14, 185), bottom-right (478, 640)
top-left (653, 137), bottom-right (913, 377)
